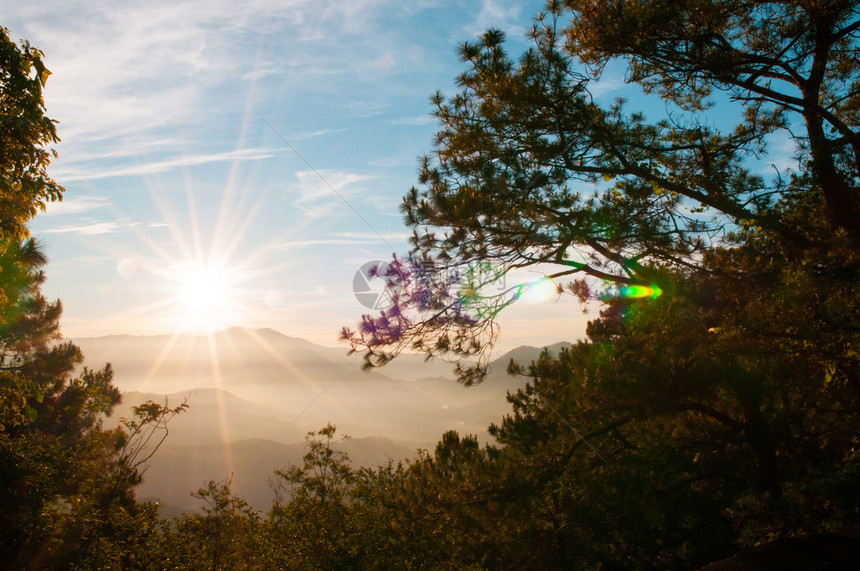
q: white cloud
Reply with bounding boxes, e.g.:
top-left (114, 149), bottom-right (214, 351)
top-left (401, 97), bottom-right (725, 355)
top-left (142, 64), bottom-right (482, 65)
top-left (60, 135), bottom-right (188, 163)
top-left (369, 53), bottom-right (396, 74)
top-left (333, 231), bottom-right (412, 241)
top-left (58, 254), bottom-right (113, 266)
top-left (40, 221), bottom-right (136, 235)
top-left (41, 195), bottom-right (112, 216)
top-left (470, 0), bottom-right (530, 36)
top-left (390, 115), bottom-right (435, 126)
top-left (269, 238), bottom-right (365, 250)
top-left (53, 148), bottom-right (278, 182)
top-left (587, 76), bottom-right (627, 97)
top-left (340, 100), bottom-right (390, 118)
top-left (5, 0), bottom-right (520, 177)
top-left (292, 169), bottom-right (375, 218)
top-left (766, 133), bottom-right (801, 173)
top-left (7, 0), bottom-right (403, 146)
top-left (39, 254), bottom-right (115, 277)
top-left (270, 230), bottom-right (410, 250)
top-left (26, 3), bottom-right (218, 142)
top-left (289, 128), bottom-right (350, 141)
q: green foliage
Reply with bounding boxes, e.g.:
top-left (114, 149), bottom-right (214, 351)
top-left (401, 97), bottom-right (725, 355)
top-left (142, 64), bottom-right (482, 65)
top-left (347, 0), bottom-right (860, 383)
top-left (485, 236), bottom-right (858, 565)
top-left (273, 423), bottom-right (354, 506)
top-left (0, 238), bottom-right (190, 568)
top-left (334, 1), bottom-right (860, 567)
top-left (382, 433), bottom-right (507, 569)
top-left (158, 477), bottom-right (262, 571)
top-left (0, 35), bottom-right (127, 559)
top-left (265, 424), bottom-right (361, 569)
top-left (0, 27), bottom-right (63, 243)
top-left (560, 0), bottom-right (860, 250)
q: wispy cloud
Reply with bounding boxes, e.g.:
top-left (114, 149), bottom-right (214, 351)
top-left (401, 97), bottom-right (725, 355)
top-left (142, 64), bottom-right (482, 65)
top-left (7, 0), bottom-right (532, 174)
top-left (469, 0), bottom-right (532, 36)
top-left (53, 148), bottom-right (278, 182)
top-left (292, 170), bottom-right (376, 218)
top-left (340, 100), bottom-right (390, 118)
top-left (11, 0), bottom-right (400, 144)
top-left (269, 238), bottom-right (364, 250)
top-left (54, 135), bottom-right (190, 166)
top-left (268, 231), bottom-right (409, 251)
top-left (290, 128), bottom-right (350, 141)
top-left (369, 53), bottom-right (396, 74)
top-left (3, 0), bottom-right (573, 350)
top-left (41, 195), bottom-right (112, 216)
top-left (390, 115), bottom-right (435, 126)
top-left (334, 231), bottom-right (412, 241)
top-left (587, 75), bottom-right (627, 97)
top-left (38, 254), bottom-right (116, 278)
top-left (40, 221), bottom-right (137, 235)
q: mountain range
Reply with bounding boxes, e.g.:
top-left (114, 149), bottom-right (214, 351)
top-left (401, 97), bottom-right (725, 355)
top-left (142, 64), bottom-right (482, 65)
top-left (74, 327), bottom-right (570, 513)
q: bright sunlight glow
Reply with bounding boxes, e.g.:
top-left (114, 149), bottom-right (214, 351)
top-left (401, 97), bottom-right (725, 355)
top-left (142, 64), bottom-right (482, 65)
top-left (166, 261), bottom-right (243, 333)
top-left (179, 265), bottom-right (229, 310)
top-left (522, 276), bottom-right (560, 303)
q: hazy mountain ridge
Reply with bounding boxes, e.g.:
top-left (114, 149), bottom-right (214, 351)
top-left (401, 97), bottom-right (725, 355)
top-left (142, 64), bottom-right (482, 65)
top-left (76, 328), bottom-right (571, 513)
top-left (79, 328), bottom-right (572, 441)
top-left (106, 389), bottom-right (312, 446)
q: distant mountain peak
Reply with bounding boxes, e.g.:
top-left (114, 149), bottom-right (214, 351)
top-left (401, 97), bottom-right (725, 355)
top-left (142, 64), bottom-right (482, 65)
top-left (75, 326), bottom-right (310, 344)
top-left (490, 341), bottom-right (572, 366)
top-left (216, 325), bottom-right (289, 338)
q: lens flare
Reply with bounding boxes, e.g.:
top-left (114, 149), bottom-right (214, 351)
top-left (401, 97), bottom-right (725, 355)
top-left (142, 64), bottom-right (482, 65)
top-left (618, 285), bottom-right (663, 299)
top-left (522, 276), bottom-right (560, 303)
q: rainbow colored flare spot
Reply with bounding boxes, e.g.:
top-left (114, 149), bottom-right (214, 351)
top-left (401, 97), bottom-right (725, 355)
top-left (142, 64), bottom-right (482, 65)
top-left (619, 285), bottom-right (663, 299)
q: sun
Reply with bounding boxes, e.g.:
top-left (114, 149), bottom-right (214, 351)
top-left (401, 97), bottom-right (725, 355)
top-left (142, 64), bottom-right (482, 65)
top-left (180, 264), bottom-right (229, 309)
top-left (167, 260), bottom-right (243, 333)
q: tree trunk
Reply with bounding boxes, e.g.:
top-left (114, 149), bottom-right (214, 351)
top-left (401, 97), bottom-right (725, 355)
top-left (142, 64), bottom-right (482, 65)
top-left (802, 19), bottom-right (860, 248)
top-left (743, 405), bottom-right (782, 500)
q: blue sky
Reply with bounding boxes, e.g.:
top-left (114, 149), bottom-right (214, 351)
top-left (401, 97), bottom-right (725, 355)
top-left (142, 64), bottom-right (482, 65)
top-left (4, 1), bottom-right (650, 352)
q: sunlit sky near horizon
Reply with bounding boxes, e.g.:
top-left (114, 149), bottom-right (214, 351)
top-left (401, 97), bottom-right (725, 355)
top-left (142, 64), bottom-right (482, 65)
top-left (3, 0), bottom-right (706, 355)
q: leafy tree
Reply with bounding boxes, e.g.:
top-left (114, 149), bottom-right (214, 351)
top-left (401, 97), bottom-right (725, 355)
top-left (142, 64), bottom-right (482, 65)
top-left (0, 27), bottom-right (63, 244)
top-left (76, 399), bottom-right (188, 569)
top-left (265, 424), bottom-right (361, 569)
top-left (273, 423), bottom-right (354, 506)
top-left (344, 232), bottom-right (858, 567)
top-left (564, 0), bottom-right (860, 243)
top-left (347, 460), bottom-right (429, 569)
top-left (485, 236), bottom-right (859, 565)
top-left (385, 432), bottom-right (508, 569)
top-left (262, 425), bottom-right (490, 569)
top-left (0, 238), bottom-right (189, 569)
top-left (161, 477), bottom-right (261, 571)
top-left (0, 238), bottom-right (117, 566)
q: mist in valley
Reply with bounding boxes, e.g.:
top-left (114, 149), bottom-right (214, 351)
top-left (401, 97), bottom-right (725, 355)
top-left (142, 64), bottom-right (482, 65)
top-left (77, 327), bottom-right (568, 513)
